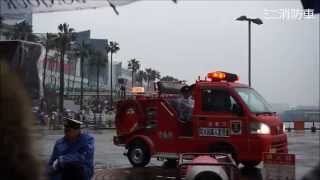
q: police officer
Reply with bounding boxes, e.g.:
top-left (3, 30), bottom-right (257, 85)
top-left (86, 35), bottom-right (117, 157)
top-left (47, 118), bottom-right (95, 180)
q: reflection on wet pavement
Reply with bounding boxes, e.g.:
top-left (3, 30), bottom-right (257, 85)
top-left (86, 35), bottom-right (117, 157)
top-left (94, 166), bottom-right (178, 180)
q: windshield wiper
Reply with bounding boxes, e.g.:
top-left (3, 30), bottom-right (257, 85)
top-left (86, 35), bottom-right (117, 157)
top-left (256, 112), bottom-right (276, 116)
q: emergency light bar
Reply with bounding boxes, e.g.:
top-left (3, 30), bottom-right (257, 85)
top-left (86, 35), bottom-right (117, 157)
top-left (131, 87), bottom-right (145, 93)
top-left (207, 72), bottom-right (239, 82)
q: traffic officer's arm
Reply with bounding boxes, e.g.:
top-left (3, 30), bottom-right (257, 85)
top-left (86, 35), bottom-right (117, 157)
top-left (48, 143), bottom-right (59, 166)
top-left (59, 137), bottom-right (95, 166)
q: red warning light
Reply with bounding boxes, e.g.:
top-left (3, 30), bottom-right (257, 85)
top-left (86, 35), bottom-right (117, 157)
top-left (207, 71), bottom-right (239, 82)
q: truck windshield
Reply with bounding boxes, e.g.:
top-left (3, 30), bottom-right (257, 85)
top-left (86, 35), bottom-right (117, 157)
top-left (235, 88), bottom-right (272, 114)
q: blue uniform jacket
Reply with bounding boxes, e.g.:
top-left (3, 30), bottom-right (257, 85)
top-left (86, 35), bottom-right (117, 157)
top-left (48, 133), bottom-right (95, 180)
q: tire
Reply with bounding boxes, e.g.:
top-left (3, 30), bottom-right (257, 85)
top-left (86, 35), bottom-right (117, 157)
top-left (241, 161), bottom-right (261, 168)
top-left (127, 140), bottom-right (151, 167)
top-left (194, 171), bottom-right (223, 180)
top-left (208, 143), bottom-right (238, 165)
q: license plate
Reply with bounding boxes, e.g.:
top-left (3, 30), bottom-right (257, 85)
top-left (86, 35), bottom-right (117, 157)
top-left (199, 127), bottom-right (230, 137)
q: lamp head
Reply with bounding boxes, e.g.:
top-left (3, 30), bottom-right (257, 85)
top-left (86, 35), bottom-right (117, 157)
top-left (252, 18), bottom-right (263, 25)
top-left (236, 16), bottom-right (248, 21)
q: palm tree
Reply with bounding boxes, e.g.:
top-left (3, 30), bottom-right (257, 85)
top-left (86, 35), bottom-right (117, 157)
top-left (89, 51), bottom-right (107, 110)
top-left (128, 59), bottom-right (141, 87)
top-left (52, 52), bottom-right (60, 91)
top-left (73, 40), bottom-right (91, 111)
top-left (57, 23), bottom-right (75, 117)
top-left (150, 69), bottom-right (161, 91)
top-left (42, 33), bottom-right (58, 97)
top-left (89, 51), bottom-right (107, 127)
top-left (151, 70), bottom-right (161, 82)
top-left (145, 68), bottom-right (153, 90)
top-left (66, 51), bottom-right (78, 93)
top-left (160, 75), bottom-right (179, 82)
top-left (145, 68), bottom-right (161, 90)
top-left (107, 41), bottom-right (120, 109)
top-left (136, 70), bottom-right (147, 87)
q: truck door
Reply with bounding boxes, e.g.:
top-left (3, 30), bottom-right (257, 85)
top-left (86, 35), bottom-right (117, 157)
top-left (195, 88), bottom-right (248, 153)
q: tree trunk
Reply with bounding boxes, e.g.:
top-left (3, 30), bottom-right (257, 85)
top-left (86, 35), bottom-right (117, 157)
top-left (71, 59), bottom-right (77, 92)
top-left (59, 44), bottom-right (65, 120)
top-left (95, 64), bottom-right (100, 128)
top-left (97, 64), bottom-right (100, 108)
top-left (50, 59), bottom-right (54, 89)
top-left (66, 61), bottom-right (70, 94)
top-left (87, 64), bottom-right (90, 90)
top-left (110, 53), bottom-right (113, 109)
top-left (72, 69), bottom-right (76, 92)
top-left (53, 59), bottom-right (58, 90)
top-left (42, 38), bottom-right (49, 98)
top-left (80, 55), bottom-right (84, 111)
top-left (131, 70), bottom-right (134, 88)
top-left (67, 78), bottom-right (70, 93)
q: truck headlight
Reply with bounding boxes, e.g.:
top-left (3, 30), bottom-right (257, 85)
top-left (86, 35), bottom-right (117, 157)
top-left (283, 124), bottom-right (286, 133)
top-left (250, 122), bottom-right (271, 134)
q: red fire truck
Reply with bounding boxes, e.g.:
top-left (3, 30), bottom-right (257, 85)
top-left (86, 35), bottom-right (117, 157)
top-left (113, 71), bottom-right (288, 168)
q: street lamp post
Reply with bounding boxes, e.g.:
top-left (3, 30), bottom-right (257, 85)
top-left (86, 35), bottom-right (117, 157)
top-left (236, 16), bottom-right (263, 87)
top-left (105, 40), bottom-right (111, 109)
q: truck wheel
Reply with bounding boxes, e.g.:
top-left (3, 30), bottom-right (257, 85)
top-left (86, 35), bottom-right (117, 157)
top-left (241, 161), bottom-right (261, 168)
top-left (127, 141), bottom-right (150, 167)
top-left (208, 143), bottom-right (238, 165)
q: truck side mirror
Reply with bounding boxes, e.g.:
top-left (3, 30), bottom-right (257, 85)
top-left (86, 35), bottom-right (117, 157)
top-left (232, 104), bottom-right (243, 116)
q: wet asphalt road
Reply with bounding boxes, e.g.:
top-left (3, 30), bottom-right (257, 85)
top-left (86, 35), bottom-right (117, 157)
top-left (33, 128), bottom-right (319, 180)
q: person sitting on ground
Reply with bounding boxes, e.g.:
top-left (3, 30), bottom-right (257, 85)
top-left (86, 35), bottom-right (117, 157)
top-left (176, 85), bottom-right (194, 122)
top-left (47, 118), bottom-right (95, 180)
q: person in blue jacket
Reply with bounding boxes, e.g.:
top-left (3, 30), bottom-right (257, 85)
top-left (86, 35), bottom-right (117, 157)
top-left (47, 118), bottom-right (95, 180)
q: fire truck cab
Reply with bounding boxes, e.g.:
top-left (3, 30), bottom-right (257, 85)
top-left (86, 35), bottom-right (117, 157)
top-left (114, 71), bottom-right (288, 168)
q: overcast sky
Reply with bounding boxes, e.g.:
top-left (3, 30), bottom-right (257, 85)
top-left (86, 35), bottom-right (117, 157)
top-left (33, 0), bottom-right (319, 107)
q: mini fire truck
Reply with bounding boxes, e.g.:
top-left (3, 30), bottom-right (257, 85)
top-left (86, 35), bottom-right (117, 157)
top-left (113, 71), bottom-right (288, 168)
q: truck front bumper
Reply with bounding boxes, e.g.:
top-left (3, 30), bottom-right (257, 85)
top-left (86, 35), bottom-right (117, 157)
top-left (241, 133), bottom-right (288, 161)
top-left (113, 136), bottom-right (126, 146)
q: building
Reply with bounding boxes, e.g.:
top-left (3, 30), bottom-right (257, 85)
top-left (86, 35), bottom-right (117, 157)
top-left (43, 31), bottom-right (131, 92)
top-left (1, 25), bottom-right (130, 96)
top-left (0, 22), bottom-right (13, 40)
top-left (270, 103), bottom-right (290, 114)
top-left (42, 49), bottom-right (90, 93)
top-left (73, 30), bottom-right (133, 93)
top-left (87, 38), bottom-right (109, 88)
top-left (281, 106), bottom-right (320, 122)
top-left (0, 9), bottom-right (33, 40)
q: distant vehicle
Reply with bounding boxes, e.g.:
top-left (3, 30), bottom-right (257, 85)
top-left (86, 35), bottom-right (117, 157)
top-left (113, 71), bottom-right (288, 168)
top-left (0, 40), bottom-right (45, 100)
